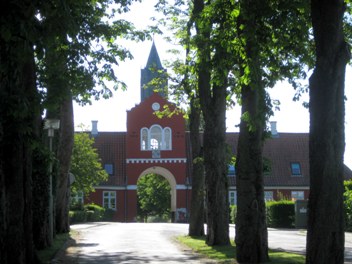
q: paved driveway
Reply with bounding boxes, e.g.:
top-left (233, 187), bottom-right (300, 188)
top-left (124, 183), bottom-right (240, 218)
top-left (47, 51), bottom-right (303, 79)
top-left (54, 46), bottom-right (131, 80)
top-left (53, 223), bottom-right (352, 264)
top-left (53, 223), bottom-right (216, 264)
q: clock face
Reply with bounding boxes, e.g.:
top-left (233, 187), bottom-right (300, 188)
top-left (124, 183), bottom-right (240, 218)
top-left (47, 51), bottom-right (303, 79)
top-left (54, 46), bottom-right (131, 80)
top-left (152, 102), bottom-right (160, 111)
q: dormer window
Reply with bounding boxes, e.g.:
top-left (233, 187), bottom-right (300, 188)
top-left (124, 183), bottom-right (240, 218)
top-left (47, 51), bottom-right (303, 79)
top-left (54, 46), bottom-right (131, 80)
top-left (291, 162), bottom-right (302, 176)
top-left (228, 165), bottom-right (235, 176)
top-left (140, 125), bottom-right (172, 150)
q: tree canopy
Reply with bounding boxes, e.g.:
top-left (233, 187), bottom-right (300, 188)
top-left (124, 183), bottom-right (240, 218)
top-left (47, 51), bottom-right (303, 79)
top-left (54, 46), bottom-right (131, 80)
top-left (70, 133), bottom-right (108, 195)
top-left (137, 174), bottom-right (171, 221)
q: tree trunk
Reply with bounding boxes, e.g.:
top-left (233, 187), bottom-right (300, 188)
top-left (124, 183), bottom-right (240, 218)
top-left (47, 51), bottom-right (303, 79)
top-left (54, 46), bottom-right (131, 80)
top-left (235, 1), bottom-right (269, 261)
top-left (235, 84), bottom-right (269, 263)
top-left (306, 1), bottom-right (350, 263)
top-left (188, 98), bottom-right (205, 236)
top-left (55, 92), bottom-right (74, 233)
top-left (202, 100), bottom-right (229, 246)
top-left (32, 139), bottom-right (51, 249)
top-left (0, 7), bottom-right (40, 261)
top-left (193, 0), bottom-right (230, 246)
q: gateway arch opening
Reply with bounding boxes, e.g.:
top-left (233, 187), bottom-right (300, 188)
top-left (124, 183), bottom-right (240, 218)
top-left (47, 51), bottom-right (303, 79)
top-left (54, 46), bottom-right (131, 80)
top-left (136, 167), bottom-right (177, 222)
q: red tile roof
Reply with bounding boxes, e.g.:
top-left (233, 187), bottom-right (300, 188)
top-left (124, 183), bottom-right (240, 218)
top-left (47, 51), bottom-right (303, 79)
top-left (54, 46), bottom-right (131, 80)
top-left (225, 132), bottom-right (352, 186)
top-left (93, 132), bottom-right (126, 186)
top-left (91, 131), bottom-right (352, 188)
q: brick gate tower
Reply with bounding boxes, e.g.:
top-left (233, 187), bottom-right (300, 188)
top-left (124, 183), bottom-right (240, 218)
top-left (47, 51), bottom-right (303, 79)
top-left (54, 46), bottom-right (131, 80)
top-left (125, 42), bottom-right (189, 222)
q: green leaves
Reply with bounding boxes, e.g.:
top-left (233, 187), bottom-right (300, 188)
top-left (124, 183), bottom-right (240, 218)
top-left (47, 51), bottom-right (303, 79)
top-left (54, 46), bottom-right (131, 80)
top-left (70, 133), bottom-right (108, 195)
top-left (137, 173), bottom-right (171, 218)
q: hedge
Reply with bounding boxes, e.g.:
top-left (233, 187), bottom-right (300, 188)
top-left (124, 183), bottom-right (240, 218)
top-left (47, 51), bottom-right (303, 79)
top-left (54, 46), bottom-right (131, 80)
top-left (69, 203), bottom-right (114, 223)
top-left (345, 180), bottom-right (352, 231)
top-left (266, 200), bottom-right (295, 228)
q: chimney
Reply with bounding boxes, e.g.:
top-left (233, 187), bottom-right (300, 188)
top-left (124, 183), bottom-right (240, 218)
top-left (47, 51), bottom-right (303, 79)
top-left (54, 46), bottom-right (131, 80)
top-left (270, 121), bottom-right (278, 137)
top-left (91, 120), bottom-right (98, 137)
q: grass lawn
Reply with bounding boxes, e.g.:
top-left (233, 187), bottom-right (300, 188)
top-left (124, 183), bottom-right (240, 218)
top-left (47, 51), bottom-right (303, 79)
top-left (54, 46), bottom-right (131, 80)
top-left (177, 236), bottom-right (305, 264)
top-left (37, 232), bottom-right (72, 263)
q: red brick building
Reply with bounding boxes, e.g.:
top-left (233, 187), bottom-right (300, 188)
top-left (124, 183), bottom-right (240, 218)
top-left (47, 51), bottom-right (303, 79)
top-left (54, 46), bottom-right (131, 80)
top-left (84, 42), bottom-right (352, 222)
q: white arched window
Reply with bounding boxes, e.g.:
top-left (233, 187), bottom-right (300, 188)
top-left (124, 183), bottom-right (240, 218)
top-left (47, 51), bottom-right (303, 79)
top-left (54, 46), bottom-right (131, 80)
top-left (141, 128), bottom-right (148, 150)
top-left (164, 127), bottom-right (172, 150)
top-left (140, 125), bottom-right (172, 151)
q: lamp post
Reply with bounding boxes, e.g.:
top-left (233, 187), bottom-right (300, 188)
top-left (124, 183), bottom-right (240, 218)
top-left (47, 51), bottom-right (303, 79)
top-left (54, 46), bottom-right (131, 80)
top-left (44, 119), bottom-right (60, 244)
top-left (185, 177), bottom-right (190, 223)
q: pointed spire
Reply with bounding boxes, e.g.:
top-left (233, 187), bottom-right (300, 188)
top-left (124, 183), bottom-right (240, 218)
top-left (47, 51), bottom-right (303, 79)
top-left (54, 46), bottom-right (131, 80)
top-left (146, 41), bottom-right (163, 69)
top-left (140, 41), bottom-right (168, 102)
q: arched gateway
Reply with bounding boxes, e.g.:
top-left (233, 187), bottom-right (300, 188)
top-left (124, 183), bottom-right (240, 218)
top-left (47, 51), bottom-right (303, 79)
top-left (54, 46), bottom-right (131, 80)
top-left (87, 42), bottom-right (191, 223)
top-left (125, 92), bottom-right (189, 222)
top-left (138, 167), bottom-right (177, 213)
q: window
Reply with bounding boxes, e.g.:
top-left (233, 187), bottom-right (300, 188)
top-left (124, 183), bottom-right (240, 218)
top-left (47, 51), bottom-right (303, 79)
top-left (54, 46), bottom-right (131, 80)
top-left (150, 125), bottom-right (162, 149)
top-left (164, 127), bottom-right (171, 150)
top-left (291, 191), bottom-right (304, 200)
top-left (229, 191), bottom-right (237, 205)
top-left (140, 125), bottom-right (172, 151)
top-left (228, 165), bottom-right (235, 176)
top-left (264, 191), bottom-right (274, 201)
top-left (291, 162), bottom-right (302, 176)
top-left (103, 191), bottom-right (116, 209)
top-left (71, 191), bottom-right (84, 205)
top-left (141, 128), bottom-right (148, 150)
top-left (104, 163), bottom-right (114, 175)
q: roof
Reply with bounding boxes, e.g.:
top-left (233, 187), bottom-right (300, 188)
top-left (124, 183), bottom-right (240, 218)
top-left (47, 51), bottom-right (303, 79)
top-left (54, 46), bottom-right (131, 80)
top-left (91, 131), bottom-right (352, 188)
top-left (145, 41), bottom-right (163, 69)
top-left (189, 132), bottom-right (352, 187)
top-left (93, 132), bottom-right (127, 186)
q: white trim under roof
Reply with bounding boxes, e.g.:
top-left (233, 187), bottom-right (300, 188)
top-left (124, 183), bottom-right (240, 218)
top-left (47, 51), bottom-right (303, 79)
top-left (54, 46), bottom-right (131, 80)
top-left (126, 158), bottom-right (187, 164)
top-left (228, 186), bottom-right (310, 190)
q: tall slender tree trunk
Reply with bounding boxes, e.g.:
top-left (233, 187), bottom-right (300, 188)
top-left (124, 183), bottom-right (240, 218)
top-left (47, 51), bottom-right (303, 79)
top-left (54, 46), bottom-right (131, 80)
top-left (193, 0), bottom-right (230, 245)
top-left (235, 83), bottom-right (268, 263)
top-left (306, 1), bottom-right (350, 263)
top-left (202, 96), bottom-right (229, 246)
top-left (0, 4), bottom-right (40, 261)
top-left (55, 92), bottom-right (74, 233)
top-left (235, 1), bottom-right (269, 262)
top-left (188, 98), bottom-right (205, 236)
top-left (44, 42), bottom-right (74, 234)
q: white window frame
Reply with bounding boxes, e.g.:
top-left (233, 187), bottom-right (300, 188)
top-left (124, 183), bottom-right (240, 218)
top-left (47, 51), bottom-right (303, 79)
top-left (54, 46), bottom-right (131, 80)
top-left (291, 191), bottom-right (304, 201)
top-left (103, 191), bottom-right (116, 210)
top-left (229, 191), bottom-right (237, 206)
top-left (71, 191), bottom-right (84, 205)
top-left (264, 191), bottom-right (274, 201)
top-left (140, 125), bottom-right (172, 151)
top-left (141, 128), bottom-right (149, 150)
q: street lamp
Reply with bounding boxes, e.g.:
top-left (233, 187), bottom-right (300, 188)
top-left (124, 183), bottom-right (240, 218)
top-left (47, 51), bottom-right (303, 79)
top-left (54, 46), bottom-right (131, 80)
top-left (44, 118), bottom-right (60, 244)
top-left (185, 177), bottom-right (190, 223)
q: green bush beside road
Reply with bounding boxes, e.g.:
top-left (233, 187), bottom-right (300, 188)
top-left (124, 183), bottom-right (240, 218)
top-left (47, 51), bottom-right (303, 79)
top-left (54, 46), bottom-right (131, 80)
top-left (69, 203), bottom-right (113, 223)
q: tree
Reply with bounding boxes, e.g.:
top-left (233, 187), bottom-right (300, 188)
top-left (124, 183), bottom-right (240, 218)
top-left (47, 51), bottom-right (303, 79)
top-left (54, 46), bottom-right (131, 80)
top-left (192, 0), bottom-right (239, 246)
top-left (35, 0), bottom-right (148, 235)
top-left (0, 1), bottom-right (41, 262)
top-left (71, 133), bottom-right (108, 195)
top-left (137, 174), bottom-right (171, 221)
top-left (306, 0), bottom-right (350, 263)
top-left (0, 0), bottom-right (148, 261)
top-left (153, 0), bottom-right (206, 236)
top-left (234, 1), bottom-right (312, 262)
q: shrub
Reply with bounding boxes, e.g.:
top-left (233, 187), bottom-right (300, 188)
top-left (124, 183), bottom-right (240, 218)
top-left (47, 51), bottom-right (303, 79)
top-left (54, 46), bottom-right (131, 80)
top-left (69, 210), bottom-right (87, 223)
top-left (146, 214), bottom-right (170, 223)
top-left (70, 201), bottom-right (84, 211)
top-left (84, 203), bottom-right (105, 222)
top-left (230, 205), bottom-right (237, 224)
top-left (266, 200), bottom-right (295, 228)
top-left (344, 180), bottom-right (352, 231)
top-left (103, 209), bottom-right (115, 221)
